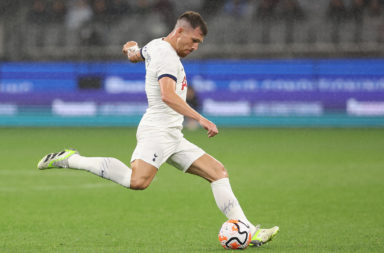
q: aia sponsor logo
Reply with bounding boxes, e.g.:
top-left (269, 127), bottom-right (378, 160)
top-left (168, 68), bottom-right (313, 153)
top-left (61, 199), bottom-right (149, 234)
top-left (181, 76), bottom-right (187, 90)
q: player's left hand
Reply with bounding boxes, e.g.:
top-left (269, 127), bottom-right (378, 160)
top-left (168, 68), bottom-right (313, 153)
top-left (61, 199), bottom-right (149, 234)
top-left (199, 117), bottom-right (218, 138)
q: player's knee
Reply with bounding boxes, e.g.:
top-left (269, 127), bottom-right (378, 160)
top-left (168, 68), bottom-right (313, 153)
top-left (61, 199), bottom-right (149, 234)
top-left (214, 163), bottom-right (228, 180)
top-left (130, 177), bottom-right (151, 190)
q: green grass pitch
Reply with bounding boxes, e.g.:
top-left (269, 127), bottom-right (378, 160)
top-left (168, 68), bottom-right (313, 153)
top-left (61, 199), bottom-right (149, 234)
top-left (0, 127), bottom-right (383, 253)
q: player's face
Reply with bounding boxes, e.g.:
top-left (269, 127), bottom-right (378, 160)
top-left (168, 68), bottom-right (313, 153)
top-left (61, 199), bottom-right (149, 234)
top-left (176, 27), bottom-right (204, 58)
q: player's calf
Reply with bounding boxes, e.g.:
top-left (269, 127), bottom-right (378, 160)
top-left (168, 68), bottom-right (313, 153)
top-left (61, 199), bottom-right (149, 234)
top-left (38, 150), bottom-right (134, 189)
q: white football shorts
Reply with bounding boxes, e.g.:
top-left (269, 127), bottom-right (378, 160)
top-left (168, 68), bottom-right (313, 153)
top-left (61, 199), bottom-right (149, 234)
top-left (130, 125), bottom-right (205, 172)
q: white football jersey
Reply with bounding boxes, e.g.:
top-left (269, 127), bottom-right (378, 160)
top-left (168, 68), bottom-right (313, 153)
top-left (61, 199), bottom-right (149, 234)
top-left (139, 38), bottom-right (188, 129)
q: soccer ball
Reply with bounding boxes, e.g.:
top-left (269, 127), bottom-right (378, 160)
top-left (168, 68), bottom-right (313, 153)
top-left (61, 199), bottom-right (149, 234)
top-left (218, 219), bottom-right (251, 249)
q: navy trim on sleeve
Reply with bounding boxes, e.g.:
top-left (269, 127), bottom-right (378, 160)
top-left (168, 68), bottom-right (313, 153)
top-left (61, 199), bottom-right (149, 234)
top-left (140, 48), bottom-right (145, 60)
top-left (158, 74), bottom-right (177, 82)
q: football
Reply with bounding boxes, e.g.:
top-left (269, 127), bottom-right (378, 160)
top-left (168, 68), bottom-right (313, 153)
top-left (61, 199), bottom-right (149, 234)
top-left (218, 219), bottom-right (252, 249)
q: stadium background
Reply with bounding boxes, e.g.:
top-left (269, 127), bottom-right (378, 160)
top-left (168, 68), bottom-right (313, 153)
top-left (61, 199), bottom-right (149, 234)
top-left (1, 0), bottom-right (384, 127)
top-left (1, 1), bottom-right (384, 253)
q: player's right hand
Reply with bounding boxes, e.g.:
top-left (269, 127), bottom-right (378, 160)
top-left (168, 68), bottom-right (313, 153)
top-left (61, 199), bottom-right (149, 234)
top-left (199, 117), bottom-right (218, 138)
top-left (122, 41), bottom-right (138, 55)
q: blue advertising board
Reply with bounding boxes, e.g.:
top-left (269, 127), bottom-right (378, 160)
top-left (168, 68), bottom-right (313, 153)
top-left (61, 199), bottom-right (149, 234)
top-left (0, 59), bottom-right (384, 127)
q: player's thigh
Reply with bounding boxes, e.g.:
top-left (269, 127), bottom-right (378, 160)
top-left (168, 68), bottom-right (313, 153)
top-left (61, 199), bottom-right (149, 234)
top-left (166, 138), bottom-right (203, 171)
top-left (186, 154), bottom-right (228, 183)
top-left (130, 159), bottom-right (158, 190)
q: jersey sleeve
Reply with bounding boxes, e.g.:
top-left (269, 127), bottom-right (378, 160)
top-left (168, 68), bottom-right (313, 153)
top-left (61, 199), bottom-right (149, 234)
top-left (140, 45), bottom-right (148, 60)
top-left (152, 47), bottom-right (179, 83)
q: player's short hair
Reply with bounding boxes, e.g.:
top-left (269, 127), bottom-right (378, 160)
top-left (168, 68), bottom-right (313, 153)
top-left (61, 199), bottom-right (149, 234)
top-left (177, 11), bottom-right (208, 36)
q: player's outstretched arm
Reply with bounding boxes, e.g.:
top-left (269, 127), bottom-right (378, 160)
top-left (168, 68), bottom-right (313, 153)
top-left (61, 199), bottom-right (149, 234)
top-left (122, 41), bottom-right (144, 63)
top-left (159, 77), bottom-right (218, 138)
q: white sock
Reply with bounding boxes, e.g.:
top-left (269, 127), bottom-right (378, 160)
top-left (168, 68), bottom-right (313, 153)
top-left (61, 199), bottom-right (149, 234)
top-left (211, 177), bottom-right (257, 235)
top-left (68, 154), bottom-right (132, 188)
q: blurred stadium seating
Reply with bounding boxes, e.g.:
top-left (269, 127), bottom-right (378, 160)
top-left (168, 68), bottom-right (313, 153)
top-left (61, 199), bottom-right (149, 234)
top-left (0, 0), bottom-right (384, 60)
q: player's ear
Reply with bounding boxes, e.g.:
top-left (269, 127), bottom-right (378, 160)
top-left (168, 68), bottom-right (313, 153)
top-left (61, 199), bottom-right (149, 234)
top-left (175, 27), bottom-right (184, 36)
